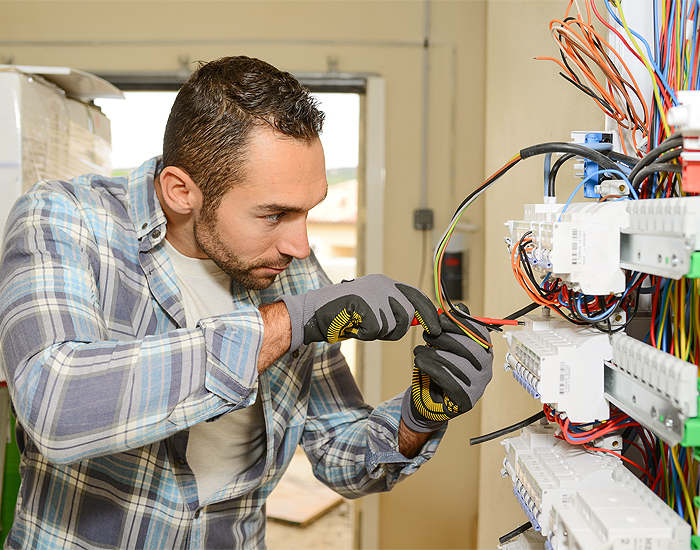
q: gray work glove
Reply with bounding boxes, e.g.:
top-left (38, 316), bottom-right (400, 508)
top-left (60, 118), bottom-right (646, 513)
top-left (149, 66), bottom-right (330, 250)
top-left (402, 306), bottom-right (493, 433)
top-left (278, 274), bottom-right (441, 351)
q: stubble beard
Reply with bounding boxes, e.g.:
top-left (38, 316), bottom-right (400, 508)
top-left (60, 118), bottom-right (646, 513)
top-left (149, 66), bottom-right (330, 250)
top-left (193, 205), bottom-right (292, 291)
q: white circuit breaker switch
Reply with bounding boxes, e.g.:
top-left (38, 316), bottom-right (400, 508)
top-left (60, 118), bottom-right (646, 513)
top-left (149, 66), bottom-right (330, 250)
top-left (502, 423), bottom-right (620, 537)
top-left (549, 466), bottom-right (691, 549)
top-left (502, 426), bottom-right (691, 548)
top-left (667, 90), bottom-right (700, 193)
top-left (507, 201), bottom-right (630, 295)
top-left (506, 314), bottom-right (612, 422)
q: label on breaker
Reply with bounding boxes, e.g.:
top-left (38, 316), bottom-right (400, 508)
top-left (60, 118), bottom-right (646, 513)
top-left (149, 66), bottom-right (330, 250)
top-left (571, 227), bottom-right (584, 267)
top-left (559, 362), bottom-right (571, 395)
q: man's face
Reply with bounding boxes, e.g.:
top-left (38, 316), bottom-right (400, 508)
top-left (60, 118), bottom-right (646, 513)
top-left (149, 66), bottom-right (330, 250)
top-left (193, 128), bottom-right (328, 290)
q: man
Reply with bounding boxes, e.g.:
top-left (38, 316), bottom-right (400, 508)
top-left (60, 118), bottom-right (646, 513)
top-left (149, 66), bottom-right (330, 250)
top-left (0, 56), bottom-right (492, 549)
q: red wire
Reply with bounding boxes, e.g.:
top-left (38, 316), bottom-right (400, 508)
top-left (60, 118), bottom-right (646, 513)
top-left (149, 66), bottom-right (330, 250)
top-left (582, 445), bottom-right (653, 479)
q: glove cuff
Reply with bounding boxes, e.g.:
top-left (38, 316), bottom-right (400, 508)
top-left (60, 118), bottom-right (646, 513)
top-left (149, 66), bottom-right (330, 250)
top-left (276, 294), bottom-right (305, 352)
top-left (401, 387), bottom-right (448, 434)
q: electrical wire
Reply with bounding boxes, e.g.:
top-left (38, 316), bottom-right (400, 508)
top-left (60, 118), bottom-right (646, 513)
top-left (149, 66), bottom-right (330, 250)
top-left (498, 522), bottom-right (532, 545)
top-left (469, 410), bottom-right (546, 446)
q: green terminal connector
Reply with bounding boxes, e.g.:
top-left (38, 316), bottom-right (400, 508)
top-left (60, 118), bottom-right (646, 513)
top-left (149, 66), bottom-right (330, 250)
top-left (682, 378), bottom-right (700, 449)
top-left (693, 534), bottom-right (700, 550)
top-left (688, 251), bottom-right (700, 279)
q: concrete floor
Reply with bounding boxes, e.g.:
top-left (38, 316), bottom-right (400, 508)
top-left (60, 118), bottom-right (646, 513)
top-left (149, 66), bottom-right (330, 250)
top-left (266, 501), bottom-right (353, 549)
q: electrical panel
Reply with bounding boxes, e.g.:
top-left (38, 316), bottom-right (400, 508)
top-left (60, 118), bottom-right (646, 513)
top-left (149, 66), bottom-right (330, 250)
top-left (428, 2), bottom-right (700, 547)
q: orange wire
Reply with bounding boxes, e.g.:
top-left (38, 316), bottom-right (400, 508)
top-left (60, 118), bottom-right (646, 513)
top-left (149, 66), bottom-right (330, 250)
top-left (537, 1), bottom-right (650, 150)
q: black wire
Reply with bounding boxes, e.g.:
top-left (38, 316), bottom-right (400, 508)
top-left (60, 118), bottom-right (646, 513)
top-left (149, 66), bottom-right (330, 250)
top-left (629, 134), bottom-right (682, 189)
top-left (632, 163), bottom-right (682, 191)
top-left (450, 158), bottom-right (522, 219)
top-left (503, 302), bottom-right (541, 320)
top-left (470, 410), bottom-right (546, 446)
top-left (558, 72), bottom-right (616, 114)
top-left (443, 298), bottom-right (504, 333)
top-left (439, 282), bottom-right (503, 333)
top-left (547, 153), bottom-right (575, 197)
top-left (600, 283), bottom-right (643, 334)
top-left (515, 235), bottom-right (586, 325)
top-left (607, 151), bottom-right (639, 166)
top-left (520, 142), bottom-right (621, 172)
top-left (657, 148), bottom-right (682, 163)
top-left (498, 522), bottom-right (533, 545)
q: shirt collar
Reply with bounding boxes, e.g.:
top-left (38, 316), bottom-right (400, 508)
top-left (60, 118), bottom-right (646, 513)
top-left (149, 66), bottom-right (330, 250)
top-left (129, 156), bottom-right (167, 242)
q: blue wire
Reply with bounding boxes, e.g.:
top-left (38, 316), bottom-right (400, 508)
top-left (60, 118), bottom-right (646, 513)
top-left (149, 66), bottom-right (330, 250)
top-left (544, 153), bottom-right (552, 196)
top-left (558, 168), bottom-right (634, 221)
top-left (663, 1), bottom-right (675, 89)
top-left (604, 0), bottom-right (680, 106)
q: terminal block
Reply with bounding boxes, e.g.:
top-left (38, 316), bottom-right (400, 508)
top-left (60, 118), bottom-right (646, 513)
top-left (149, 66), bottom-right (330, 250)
top-left (507, 197), bottom-right (700, 295)
top-left (604, 332), bottom-right (699, 446)
top-left (620, 196), bottom-right (700, 279)
top-left (502, 423), bottom-right (621, 538)
top-left (506, 201), bottom-right (629, 295)
top-left (505, 313), bottom-right (612, 422)
top-left (502, 425), bottom-right (691, 549)
top-left (549, 466), bottom-right (691, 549)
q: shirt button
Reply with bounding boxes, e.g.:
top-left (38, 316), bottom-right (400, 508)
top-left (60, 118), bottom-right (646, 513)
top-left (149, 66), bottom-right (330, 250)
top-left (151, 229), bottom-right (161, 239)
top-left (194, 510), bottom-right (201, 519)
top-left (141, 222), bottom-right (148, 230)
top-left (177, 458), bottom-right (185, 466)
top-left (291, 350), bottom-right (300, 358)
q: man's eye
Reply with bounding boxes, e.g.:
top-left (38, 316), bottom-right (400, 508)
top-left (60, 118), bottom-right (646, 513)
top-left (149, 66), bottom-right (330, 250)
top-left (266, 213), bottom-right (283, 223)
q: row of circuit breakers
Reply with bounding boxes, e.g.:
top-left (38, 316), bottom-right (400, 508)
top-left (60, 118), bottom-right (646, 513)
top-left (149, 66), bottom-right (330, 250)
top-left (498, 193), bottom-right (700, 549)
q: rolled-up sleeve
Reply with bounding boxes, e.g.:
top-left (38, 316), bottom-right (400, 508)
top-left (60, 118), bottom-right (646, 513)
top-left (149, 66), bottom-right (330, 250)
top-left (300, 341), bottom-right (445, 498)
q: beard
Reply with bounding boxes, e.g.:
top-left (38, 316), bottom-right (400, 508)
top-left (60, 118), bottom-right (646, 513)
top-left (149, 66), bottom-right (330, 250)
top-left (193, 206), bottom-right (292, 291)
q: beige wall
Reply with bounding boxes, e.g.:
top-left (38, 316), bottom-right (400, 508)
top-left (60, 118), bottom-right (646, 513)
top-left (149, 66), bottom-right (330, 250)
top-left (0, 1), bottom-right (603, 548)
top-left (477, 2), bottom-right (604, 548)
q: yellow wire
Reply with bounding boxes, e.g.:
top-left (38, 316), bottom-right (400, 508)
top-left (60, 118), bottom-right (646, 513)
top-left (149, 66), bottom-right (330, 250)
top-left (680, 278), bottom-right (688, 360)
top-left (612, 0), bottom-right (672, 137)
top-left (657, 281), bottom-right (672, 350)
top-left (671, 283), bottom-right (680, 359)
top-left (672, 446), bottom-right (698, 533)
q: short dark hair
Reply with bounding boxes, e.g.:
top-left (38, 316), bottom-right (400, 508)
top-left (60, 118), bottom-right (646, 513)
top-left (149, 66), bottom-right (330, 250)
top-left (162, 56), bottom-right (324, 210)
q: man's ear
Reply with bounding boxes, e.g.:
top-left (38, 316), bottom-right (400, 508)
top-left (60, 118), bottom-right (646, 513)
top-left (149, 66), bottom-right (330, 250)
top-left (158, 166), bottom-right (202, 215)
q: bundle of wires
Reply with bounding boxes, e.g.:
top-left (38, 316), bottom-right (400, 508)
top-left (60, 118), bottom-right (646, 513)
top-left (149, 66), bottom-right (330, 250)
top-left (432, 152), bottom-right (522, 349)
top-left (647, 276), bottom-right (700, 364)
top-left (535, 0), bottom-right (650, 155)
top-left (543, 404), bottom-right (653, 478)
top-left (510, 229), bottom-right (645, 330)
top-left (435, 0), bottom-right (700, 534)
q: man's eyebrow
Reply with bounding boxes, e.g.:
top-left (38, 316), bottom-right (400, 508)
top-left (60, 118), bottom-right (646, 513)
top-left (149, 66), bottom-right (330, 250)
top-left (254, 188), bottom-right (328, 214)
top-left (254, 203), bottom-right (307, 214)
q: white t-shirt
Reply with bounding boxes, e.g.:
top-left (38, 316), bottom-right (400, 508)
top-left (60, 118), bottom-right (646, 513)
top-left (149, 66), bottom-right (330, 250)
top-left (163, 239), bottom-right (266, 505)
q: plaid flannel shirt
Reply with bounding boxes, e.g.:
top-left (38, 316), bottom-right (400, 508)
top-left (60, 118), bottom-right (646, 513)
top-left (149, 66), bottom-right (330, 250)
top-left (0, 158), bottom-right (442, 549)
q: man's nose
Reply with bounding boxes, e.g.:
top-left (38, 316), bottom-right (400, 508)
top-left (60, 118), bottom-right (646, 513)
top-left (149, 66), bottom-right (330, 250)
top-left (278, 218), bottom-right (310, 260)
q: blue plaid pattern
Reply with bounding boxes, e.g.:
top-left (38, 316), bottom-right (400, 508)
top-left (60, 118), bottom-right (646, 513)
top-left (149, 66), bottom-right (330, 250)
top-left (0, 158), bottom-right (442, 549)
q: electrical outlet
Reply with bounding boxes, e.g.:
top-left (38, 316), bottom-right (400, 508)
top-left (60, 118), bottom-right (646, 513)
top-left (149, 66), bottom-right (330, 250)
top-left (413, 208), bottom-right (434, 230)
